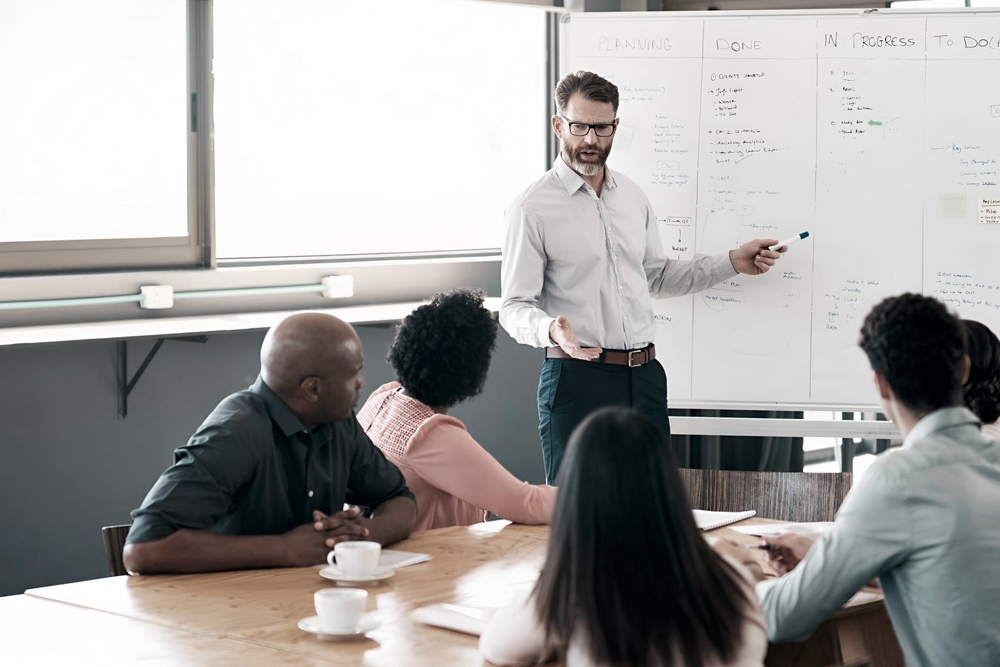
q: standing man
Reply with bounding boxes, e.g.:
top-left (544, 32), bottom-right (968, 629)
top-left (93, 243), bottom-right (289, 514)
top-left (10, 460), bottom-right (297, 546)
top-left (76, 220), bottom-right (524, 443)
top-left (722, 293), bottom-right (1000, 666)
top-left (123, 313), bottom-right (417, 574)
top-left (500, 70), bottom-right (783, 482)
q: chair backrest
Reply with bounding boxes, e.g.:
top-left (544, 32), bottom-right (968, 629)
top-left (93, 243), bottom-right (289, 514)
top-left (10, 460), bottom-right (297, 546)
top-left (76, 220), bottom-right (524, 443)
top-left (678, 470), bottom-right (852, 523)
top-left (101, 524), bottom-right (131, 576)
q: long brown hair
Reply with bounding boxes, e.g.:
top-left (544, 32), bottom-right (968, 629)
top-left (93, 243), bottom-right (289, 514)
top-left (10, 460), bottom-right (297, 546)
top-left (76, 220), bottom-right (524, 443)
top-left (534, 407), bottom-right (753, 666)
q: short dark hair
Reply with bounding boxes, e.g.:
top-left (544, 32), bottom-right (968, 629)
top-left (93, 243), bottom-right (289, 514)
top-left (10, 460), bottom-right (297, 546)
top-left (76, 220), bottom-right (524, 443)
top-left (859, 293), bottom-right (966, 412)
top-left (962, 319), bottom-right (1000, 424)
top-left (554, 70), bottom-right (619, 116)
top-left (387, 288), bottom-right (497, 409)
top-left (533, 407), bottom-right (752, 667)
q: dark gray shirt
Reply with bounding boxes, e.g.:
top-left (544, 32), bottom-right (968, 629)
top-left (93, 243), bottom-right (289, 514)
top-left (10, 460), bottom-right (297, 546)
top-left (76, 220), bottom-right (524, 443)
top-left (127, 376), bottom-right (413, 544)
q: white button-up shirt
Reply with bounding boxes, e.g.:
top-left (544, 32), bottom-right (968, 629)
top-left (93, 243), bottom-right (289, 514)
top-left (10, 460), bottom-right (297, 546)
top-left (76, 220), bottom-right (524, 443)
top-left (756, 407), bottom-right (1000, 667)
top-left (500, 156), bottom-right (736, 350)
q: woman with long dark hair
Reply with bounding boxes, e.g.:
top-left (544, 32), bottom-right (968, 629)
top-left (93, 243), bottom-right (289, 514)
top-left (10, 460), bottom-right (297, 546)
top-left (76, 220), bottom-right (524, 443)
top-left (480, 407), bottom-right (766, 667)
top-left (358, 288), bottom-right (555, 531)
top-left (963, 319), bottom-right (1000, 440)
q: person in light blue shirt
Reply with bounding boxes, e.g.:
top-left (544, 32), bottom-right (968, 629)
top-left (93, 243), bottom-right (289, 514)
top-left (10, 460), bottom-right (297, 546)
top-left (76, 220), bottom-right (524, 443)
top-left (726, 294), bottom-right (1000, 667)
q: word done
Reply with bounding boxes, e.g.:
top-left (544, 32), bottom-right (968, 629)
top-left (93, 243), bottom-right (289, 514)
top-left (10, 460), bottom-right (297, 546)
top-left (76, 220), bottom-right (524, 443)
top-left (715, 38), bottom-right (762, 53)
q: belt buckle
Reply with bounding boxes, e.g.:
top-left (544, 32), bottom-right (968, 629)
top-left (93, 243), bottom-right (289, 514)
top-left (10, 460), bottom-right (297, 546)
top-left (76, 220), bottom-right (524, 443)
top-left (628, 349), bottom-right (642, 367)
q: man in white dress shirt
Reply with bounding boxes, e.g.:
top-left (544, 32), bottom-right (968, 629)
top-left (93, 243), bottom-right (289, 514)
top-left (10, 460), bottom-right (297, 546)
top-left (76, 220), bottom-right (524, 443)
top-left (733, 293), bottom-right (1000, 667)
top-left (500, 70), bottom-right (783, 482)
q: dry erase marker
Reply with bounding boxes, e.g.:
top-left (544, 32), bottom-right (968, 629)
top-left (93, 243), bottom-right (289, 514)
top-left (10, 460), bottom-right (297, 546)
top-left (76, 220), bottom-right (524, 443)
top-left (769, 231), bottom-right (810, 251)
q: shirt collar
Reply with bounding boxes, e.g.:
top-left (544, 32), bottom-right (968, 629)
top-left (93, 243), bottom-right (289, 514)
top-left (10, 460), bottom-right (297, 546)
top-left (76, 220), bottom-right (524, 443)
top-left (553, 154), bottom-right (616, 196)
top-left (250, 375), bottom-right (308, 437)
top-left (902, 406), bottom-right (981, 448)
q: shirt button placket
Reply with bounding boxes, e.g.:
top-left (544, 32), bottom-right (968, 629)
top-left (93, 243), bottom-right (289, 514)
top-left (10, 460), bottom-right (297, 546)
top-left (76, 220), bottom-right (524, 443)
top-left (599, 198), bottom-right (631, 348)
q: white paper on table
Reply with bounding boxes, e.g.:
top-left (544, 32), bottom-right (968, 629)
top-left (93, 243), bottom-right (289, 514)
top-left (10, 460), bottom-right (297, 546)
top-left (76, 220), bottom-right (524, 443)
top-left (313, 548), bottom-right (433, 570)
top-left (410, 603), bottom-right (497, 636)
top-left (692, 509), bottom-right (757, 531)
top-left (729, 521), bottom-right (834, 538)
top-left (378, 549), bottom-right (433, 569)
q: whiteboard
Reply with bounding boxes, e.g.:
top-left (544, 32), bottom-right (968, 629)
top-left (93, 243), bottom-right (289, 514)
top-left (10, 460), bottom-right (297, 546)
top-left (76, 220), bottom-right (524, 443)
top-left (562, 8), bottom-right (1000, 411)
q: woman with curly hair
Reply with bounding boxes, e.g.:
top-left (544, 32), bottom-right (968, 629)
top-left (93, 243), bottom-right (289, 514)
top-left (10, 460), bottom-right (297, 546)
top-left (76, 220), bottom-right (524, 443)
top-left (480, 407), bottom-right (766, 667)
top-left (357, 288), bottom-right (556, 531)
top-left (963, 319), bottom-right (1000, 440)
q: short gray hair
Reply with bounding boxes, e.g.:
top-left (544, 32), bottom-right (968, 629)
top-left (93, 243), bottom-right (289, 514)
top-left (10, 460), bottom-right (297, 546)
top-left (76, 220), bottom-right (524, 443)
top-left (554, 70), bottom-right (619, 116)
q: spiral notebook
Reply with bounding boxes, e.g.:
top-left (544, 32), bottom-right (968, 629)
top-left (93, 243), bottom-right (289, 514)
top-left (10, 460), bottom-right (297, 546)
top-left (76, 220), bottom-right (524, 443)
top-left (692, 509), bottom-right (757, 531)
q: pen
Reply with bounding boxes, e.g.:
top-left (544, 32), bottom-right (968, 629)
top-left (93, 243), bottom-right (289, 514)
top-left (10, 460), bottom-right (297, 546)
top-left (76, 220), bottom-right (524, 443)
top-left (744, 543), bottom-right (774, 551)
top-left (769, 230), bottom-right (810, 251)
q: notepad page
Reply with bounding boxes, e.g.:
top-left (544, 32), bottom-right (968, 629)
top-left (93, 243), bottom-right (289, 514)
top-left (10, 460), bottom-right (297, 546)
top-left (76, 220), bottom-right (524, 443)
top-left (410, 604), bottom-right (496, 636)
top-left (379, 549), bottom-right (433, 569)
top-left (691, 509), bottom-right (757, 531)
top-left (729, 521), bottom-right (833, 538)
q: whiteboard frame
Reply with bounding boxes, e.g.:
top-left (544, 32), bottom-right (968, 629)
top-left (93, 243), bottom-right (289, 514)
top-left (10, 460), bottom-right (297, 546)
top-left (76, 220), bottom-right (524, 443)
top-left (671, 415), bottom-right (898, 439)
top-left (560, 6), bottom-right (1000, 414)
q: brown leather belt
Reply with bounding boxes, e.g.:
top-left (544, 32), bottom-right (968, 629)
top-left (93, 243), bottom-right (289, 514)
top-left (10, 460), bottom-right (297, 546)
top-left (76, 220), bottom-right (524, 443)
top-left (545, 344), bottom-right (656, 367)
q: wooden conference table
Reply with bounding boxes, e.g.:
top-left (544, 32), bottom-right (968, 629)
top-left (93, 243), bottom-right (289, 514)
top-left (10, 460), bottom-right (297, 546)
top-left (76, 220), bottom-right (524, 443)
top-left (6, 519), bottom-right (903, 667)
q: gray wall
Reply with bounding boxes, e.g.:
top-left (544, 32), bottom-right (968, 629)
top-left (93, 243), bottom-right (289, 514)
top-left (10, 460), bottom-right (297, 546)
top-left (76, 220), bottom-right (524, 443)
top-left (0, 325), bottom-right (545, 597)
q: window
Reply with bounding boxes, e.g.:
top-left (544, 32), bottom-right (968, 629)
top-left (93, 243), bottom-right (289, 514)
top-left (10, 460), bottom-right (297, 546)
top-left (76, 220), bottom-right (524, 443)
top-left (212, 0), bottom-right (549, 260)
top-left (0, 0), bottom-right (197, 273)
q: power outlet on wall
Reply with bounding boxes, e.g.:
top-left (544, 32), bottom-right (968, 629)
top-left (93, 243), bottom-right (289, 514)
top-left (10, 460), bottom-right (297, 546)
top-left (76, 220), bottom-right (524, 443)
top-left (321, 275), bottom-right (354, 299)
top-left (140, 285), bottom-right (175, 309)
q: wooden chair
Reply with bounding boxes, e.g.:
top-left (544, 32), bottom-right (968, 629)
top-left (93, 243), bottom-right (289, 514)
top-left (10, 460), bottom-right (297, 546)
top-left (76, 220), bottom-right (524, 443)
top-left (101, 524), bottom-right (131, 576)
top-left (678, 469), bottom-right (852, 523)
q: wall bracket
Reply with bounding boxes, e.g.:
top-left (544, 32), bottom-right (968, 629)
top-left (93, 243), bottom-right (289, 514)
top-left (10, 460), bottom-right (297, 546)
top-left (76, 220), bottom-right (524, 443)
top-left (116, 336), bottom-right (209, 419)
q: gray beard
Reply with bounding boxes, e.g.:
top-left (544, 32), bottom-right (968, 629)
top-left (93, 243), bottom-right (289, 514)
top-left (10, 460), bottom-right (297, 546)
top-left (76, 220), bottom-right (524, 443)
top-left (569, 157), bottom-right (603, 177)
top-left (563, 140), bottom-right (610, 177)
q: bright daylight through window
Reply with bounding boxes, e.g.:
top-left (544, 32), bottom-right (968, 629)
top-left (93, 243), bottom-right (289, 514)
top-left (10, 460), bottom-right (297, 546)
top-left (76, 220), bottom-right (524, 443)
top-left (0, 1), bottom-right (187, 243)
top-left (212, 0), bottom-right (548, 260)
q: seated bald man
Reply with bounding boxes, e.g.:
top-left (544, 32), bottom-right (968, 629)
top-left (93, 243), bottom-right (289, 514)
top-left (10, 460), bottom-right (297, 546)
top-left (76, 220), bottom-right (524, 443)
top-left (123, 313), bottom-right (417, 574)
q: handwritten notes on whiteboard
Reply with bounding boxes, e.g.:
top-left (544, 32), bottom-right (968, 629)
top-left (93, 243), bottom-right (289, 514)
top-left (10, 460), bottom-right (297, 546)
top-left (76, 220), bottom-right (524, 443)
top-left (564, 11), bottom-right (1000, 409)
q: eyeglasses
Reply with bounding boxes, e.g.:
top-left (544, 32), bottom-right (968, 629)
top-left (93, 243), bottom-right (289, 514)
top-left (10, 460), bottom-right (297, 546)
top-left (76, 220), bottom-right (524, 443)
top-left (559, 115), bottom-right (617, 138)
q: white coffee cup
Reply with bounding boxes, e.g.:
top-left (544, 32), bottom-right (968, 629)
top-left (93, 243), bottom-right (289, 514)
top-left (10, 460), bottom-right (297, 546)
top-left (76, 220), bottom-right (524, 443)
top-left (327, 540), bottom-right (381, 577)
top-left (314, 588), bottom-right (368, 632)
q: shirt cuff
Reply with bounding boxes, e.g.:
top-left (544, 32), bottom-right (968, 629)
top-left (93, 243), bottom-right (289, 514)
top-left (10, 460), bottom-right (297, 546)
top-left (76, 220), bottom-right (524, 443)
top-left (717, 252), bottom-right (740, 280)
top-left (537, 317), bottom-right (556, 347)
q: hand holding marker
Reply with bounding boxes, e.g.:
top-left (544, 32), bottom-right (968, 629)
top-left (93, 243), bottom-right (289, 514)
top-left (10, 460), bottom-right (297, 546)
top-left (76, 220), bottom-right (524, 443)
top-left (769, 231), bottom-right (810, 252)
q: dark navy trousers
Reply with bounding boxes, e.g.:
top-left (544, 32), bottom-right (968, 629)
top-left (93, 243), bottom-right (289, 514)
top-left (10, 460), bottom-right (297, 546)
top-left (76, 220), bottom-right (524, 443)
top-left (536, 356), bottom-right (673, 484)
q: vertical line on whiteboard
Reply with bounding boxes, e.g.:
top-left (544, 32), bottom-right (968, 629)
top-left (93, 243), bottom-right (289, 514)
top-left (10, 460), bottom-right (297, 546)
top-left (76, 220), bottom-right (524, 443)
top-left (690, 19), bottom-right (708, 398)
top-left (921, 17), bottom-right (928, 297)
top-left (808, 18), bottom-right (820, 402)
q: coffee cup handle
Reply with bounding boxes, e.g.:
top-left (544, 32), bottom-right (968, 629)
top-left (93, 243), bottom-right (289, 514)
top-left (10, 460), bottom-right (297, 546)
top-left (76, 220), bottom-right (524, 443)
top-left (326, 550), bottom-right (337, 568)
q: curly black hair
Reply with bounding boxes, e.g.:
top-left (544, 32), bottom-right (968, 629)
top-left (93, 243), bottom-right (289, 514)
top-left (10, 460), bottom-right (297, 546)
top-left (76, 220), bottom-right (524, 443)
top-left (859, 293), bottom-right (966, 413)
top-left (388, 288), bottom-right (498, 409)
top-left (962, 319), bottom-right (1000, 424)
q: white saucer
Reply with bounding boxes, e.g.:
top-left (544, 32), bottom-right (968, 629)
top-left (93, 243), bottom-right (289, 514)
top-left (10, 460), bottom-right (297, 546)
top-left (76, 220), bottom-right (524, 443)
top-left (298, 614), bottom-right (380, 641)
top-left (319, 565), bottom-right (395, 586)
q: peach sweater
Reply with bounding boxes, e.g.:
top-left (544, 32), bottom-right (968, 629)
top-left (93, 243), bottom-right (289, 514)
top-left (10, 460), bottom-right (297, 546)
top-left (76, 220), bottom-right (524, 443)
top-left (357, 382), bottom-right (556, 531)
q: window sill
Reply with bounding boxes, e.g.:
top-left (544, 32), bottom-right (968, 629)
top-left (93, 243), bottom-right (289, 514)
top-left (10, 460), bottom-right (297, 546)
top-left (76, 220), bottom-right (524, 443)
top-left (0, 298), bottom-right (502, 347)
